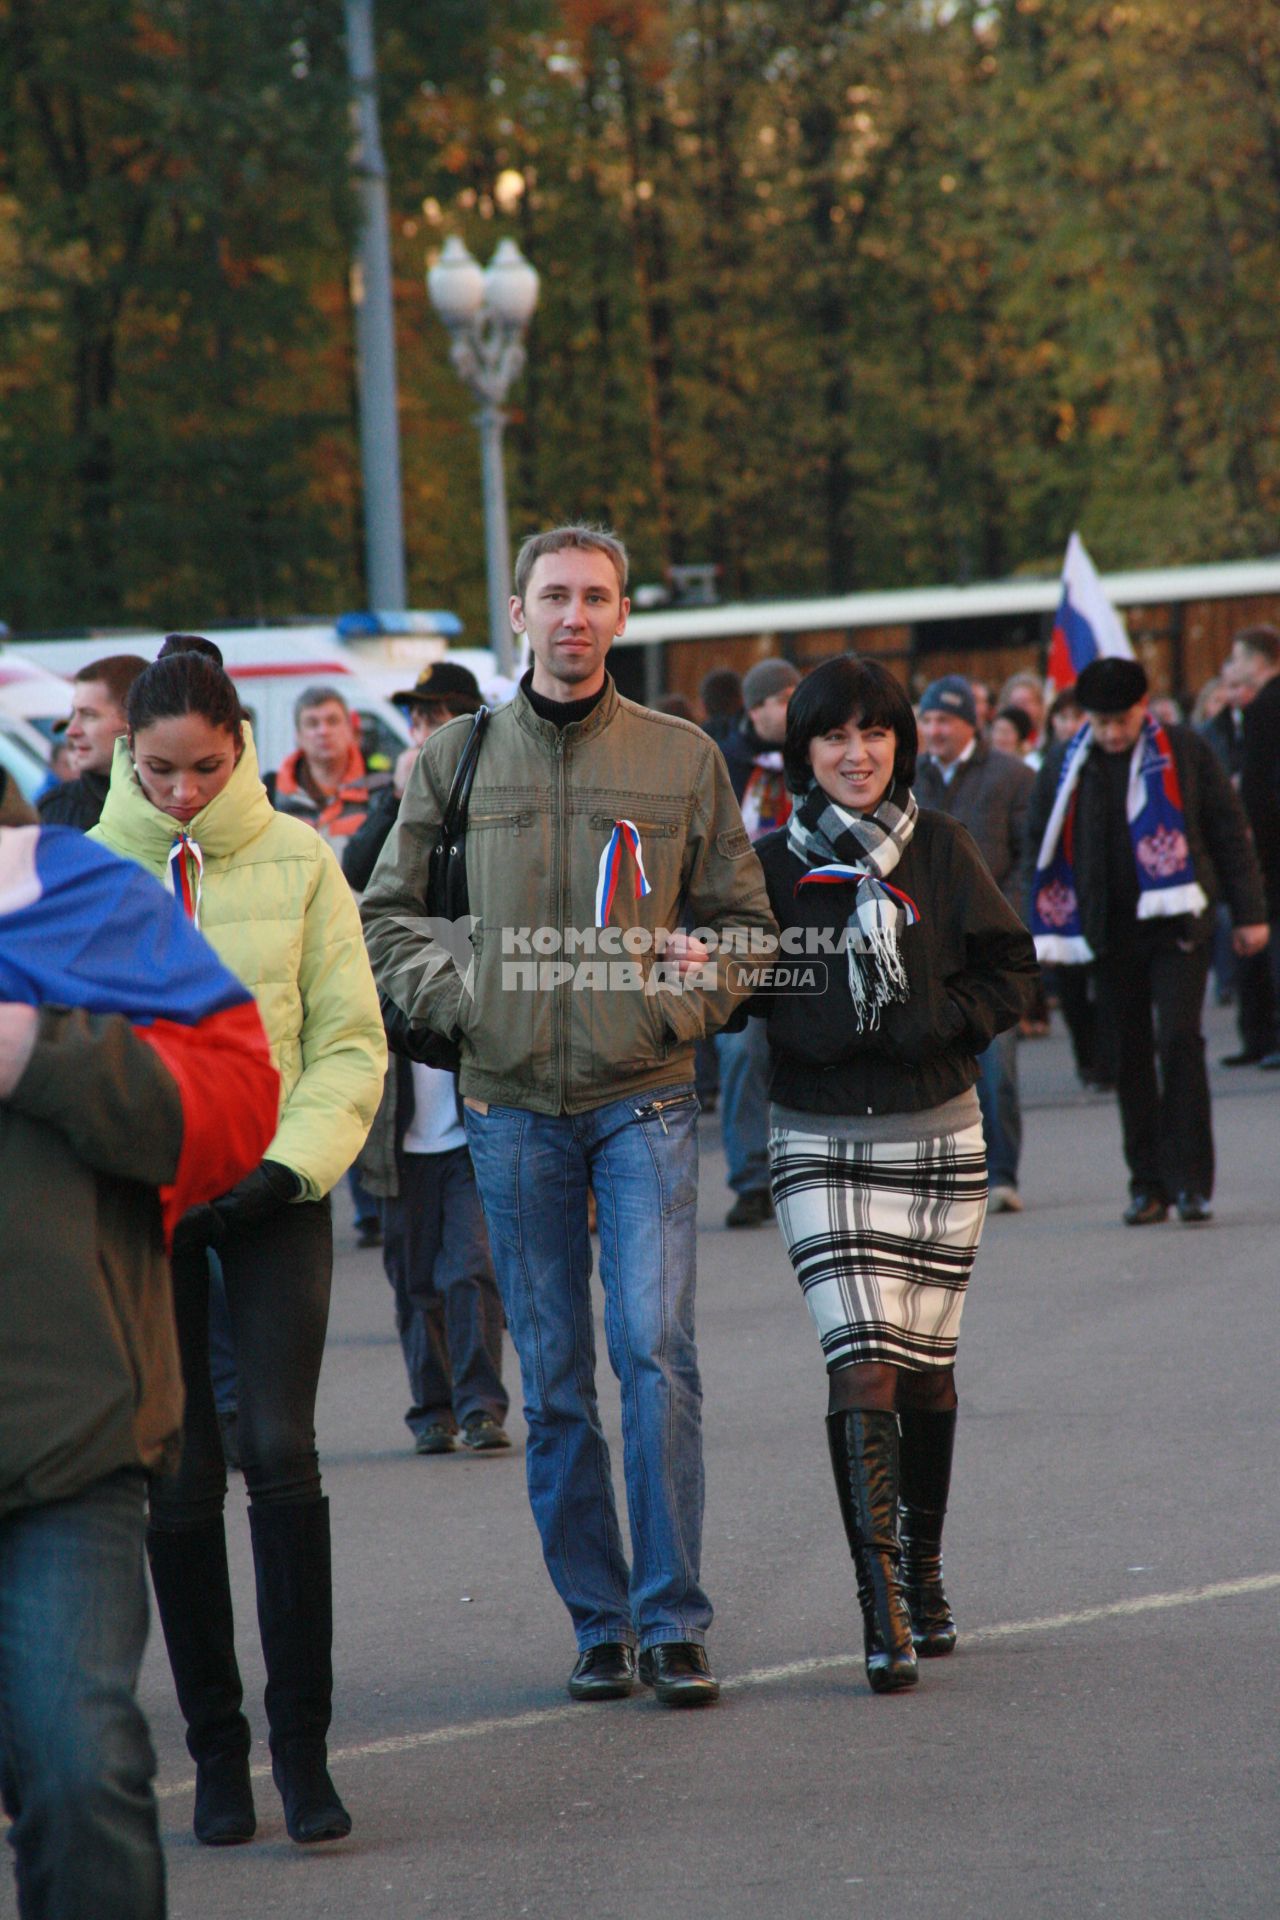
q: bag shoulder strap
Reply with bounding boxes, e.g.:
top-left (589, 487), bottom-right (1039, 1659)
top-left (440, 707), bottom-right (489, 835)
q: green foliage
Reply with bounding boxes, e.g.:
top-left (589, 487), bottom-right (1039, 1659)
top-left (1, 0), bottom-right (1276, 632)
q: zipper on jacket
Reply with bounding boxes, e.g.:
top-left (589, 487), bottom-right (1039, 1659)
top-left (554, 733), bottom-right (569, 1112)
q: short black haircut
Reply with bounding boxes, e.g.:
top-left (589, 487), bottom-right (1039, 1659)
top-left (782, 655), bottom-right (917, 795)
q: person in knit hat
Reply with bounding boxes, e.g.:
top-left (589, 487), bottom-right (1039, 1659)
top-left (916, 672), bottom-right (1036, 1215)
top-left (718, 656), bottom-right (803, 1226)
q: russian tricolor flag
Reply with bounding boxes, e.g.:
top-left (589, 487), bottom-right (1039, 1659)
top-left (0, 826), bottom-right (278, 1240)
top-left (1047, 532), bottom-right (1134, 693)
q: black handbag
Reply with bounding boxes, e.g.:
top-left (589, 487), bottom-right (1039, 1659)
top-left (380, 706), bottom-right (488, 1070)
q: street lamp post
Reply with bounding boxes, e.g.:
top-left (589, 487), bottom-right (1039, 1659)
top-left (427, 236), bottom-right (540, 678)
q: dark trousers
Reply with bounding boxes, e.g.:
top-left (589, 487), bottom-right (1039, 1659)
top-left (1052, 962), bottom-right (1115, 1083)
top-left (1095, 930), bottom-right (1214, 1200)
top-left (380, 1147), bottom-right (507, 1436)
top-left (1234, 946), bottom-right (1277, 1057)
top-left (150, 1201), bottom-right (333, 1528)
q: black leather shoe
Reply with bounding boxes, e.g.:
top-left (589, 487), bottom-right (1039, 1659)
top-left (1122, 1194), bottom-right (1168, 1226)
top-left (638, 1643), bottom-right (720, 1706)
top-left (1176, 1192), bottom-right (1213, 1223)
top-left (1220, 1050), bottom-right (1263, 1067)
top-left (568, 1643), bottom-right (637, 1701)
top-left (725, 1189), bottom-right (773, 1229)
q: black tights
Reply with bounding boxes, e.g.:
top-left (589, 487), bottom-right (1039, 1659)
top-left (149, 1198), bottom-right (333, 1529)
top-left (827, 1360), bottom-right (957, 1416)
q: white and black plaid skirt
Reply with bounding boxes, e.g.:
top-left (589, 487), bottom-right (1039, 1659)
top-left (769, 1120), bottom-right (989, 1372)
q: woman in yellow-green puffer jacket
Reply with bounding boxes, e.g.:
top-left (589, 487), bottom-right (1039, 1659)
top-left (92, 635), bottom-right (386, 1852)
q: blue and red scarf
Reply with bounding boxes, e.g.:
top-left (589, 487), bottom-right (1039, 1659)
top-left (1030, 715), bottom-right (1207, 963)
top-left (0, 825), bottom-right (278, 1238)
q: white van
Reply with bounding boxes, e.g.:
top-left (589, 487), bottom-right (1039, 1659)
top-left (0, 710), bottom-right (53, 804)
top-left (0, 647), bottom-right (77, 746)
top-left (9, 626), bottom-right (424, 776)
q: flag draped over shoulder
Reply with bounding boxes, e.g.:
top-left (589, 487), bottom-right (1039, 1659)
top-left (1047, 532), bottom-right (1134, 694)
top-left (0, 825), bottom-right (278, 1238)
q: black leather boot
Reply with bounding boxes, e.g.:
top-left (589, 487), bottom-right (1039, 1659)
top-left (146, 1520), bottom-right (256, 1845)
top-left (249, 1498), bottom-right (352, 1843)
top-left (898, 1406), bottom-right (958, 1657)
top-left (825, 1411), bottom-right (919, 1694)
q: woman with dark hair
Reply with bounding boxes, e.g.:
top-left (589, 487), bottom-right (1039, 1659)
top-left (756, 656), bottom-right (1036, 1693)
top-left (91, 635), bottom-right (385, 1845)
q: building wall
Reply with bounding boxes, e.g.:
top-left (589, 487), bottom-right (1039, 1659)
top-left (650, 592), bottom-right (1280, 717)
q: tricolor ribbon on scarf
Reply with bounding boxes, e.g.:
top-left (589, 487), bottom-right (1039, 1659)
top-left (595, 818), bottom-right (651, 928)
top-left (167, 832), bottom-right (205, 927)
top-left (797, 864), bottom-right (921, 926)
top-left (1030, 715), bottom-right (1207, 964)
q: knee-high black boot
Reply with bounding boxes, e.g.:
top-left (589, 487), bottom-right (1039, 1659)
top-left (248, 1498), bottom-right (351, 1843)
top-left (825, 1411), bottom-right (918, 1694)
top-left (146, 1520), bottom-right (256, 1845)
top-left (898, 1407), bottom-right (958, 1657)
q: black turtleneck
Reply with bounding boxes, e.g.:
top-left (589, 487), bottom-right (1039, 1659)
top-left (521, 668), bottom-right (607, 730)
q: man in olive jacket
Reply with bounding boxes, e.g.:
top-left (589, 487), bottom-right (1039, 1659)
top-left (362, 525), bottom-right (776, 1707)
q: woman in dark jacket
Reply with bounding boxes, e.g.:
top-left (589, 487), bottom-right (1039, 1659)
top-left (755, 657), bottom-right (1037, 1693)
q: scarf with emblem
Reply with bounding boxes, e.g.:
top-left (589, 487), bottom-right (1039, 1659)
top-left (787, 780), bottom-right (920, 1031)
top-left (1030, 714), bottom-right (1207, 963)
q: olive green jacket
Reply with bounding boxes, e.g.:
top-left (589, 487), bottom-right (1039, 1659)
top-left (361, 679), bottom-right (776, 1115)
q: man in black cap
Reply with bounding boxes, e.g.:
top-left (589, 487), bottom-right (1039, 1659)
top-left (342, 662), bottom-right (484, 893)
top-left (1026, 656), bottom-right (1268, 1225)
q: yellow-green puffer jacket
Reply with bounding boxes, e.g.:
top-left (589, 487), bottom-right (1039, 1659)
top-left (91, 725), bottom-right (386, 1201)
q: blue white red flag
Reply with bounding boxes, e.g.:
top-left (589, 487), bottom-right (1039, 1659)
top-left (1046, 532), bottom-right (1134, 693)
top-left (0, 825), bottom-right (278, 1238)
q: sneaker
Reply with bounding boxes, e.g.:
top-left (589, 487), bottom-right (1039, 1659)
top-left (988, 1185), bottom-right (1023, 1214)
top-left (413, 1421), bottom-right (457, 1455)
top-left (725, 1188), bottom-right (773, 1229)
top-left (459, 1412), bottom-right (512, 1452)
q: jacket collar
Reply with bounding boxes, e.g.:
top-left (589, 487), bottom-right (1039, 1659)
top-left (512, 674), bottom-right (620, 749)
top-left (98, 722), bottom-right (276, 863)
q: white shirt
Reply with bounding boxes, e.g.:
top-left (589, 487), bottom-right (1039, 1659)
top-left (402, 1063), bottom-right (466, 1155)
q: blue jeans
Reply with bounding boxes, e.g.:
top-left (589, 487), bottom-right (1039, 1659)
top-left (464, 1085), bottom-right (710, 1652)
top-left (975, 1027), bottom-right (1021, 1190)
top-left (715, 1018), bottom-right (771, 1195)
top-left (0, 1471), bottom-right (165, 1920)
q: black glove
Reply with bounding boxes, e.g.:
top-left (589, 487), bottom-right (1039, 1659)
top-left (212, 1159), bottom-right (304, 1237)
top-left (171, 1203), bottom-right (227, 1257)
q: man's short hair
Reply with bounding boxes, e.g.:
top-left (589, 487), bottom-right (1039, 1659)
top-left (73, 655), bottom-right (149, 711)
top-left (293, 684), bottom-right (351, 728)
top-left (513, 524), bottom-right (629, 601)
top-left (1233, 625), bottom-right (1280, 669)
top-left (698, 668), bottom-right (743, 718)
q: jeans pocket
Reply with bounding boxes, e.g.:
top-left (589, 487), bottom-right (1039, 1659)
top-left (627, 1088), bottom-right (700, 1215)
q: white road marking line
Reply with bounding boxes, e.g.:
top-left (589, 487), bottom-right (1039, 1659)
top-left (153, 1571), bottom-right (1280, 1800)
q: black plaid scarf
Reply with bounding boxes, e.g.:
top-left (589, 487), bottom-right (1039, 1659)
top-left (786, 780), bottom-right (919, 1030)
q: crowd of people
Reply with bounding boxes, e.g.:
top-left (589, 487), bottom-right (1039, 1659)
top-left (1, 522), bottom-right (1274, 1917)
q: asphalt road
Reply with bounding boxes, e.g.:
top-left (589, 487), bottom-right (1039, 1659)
top-left (14, 1006), bottom-right (1278, 1920)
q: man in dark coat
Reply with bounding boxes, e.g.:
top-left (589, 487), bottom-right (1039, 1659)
top-left (1027, 657), bottom-right (1268, 1225)
top-left (1230, 625), bottom-right (1280, 1068)
top-left (916, 674), bottom-right (1034, 1213)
